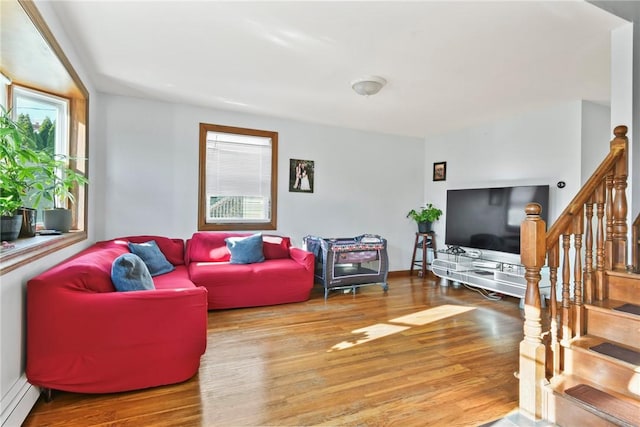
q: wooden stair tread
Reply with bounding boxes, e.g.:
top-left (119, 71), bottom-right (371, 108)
top-left (571, 335), bottom-right (638, 351)
top-left (613, 303), bottom-right (640, 316)
top-left (588, 298), bottom-right (640, 311)
top-left (585, 299), bottom-right (640, 322)
top-left (550, 374), bottom-right (640, 403)
top-left (587, 298), bottom-right (640, 312)
top-left (589, 342), bottom-right (640, 365)
top-left (605, 270), bottom-right (640, 280)
top-left (549, 374), bottom-right (640, 421)
top-left (570, 336), bottom-right (639, 366)
top-left (564, 384), bottom-right (640, 427)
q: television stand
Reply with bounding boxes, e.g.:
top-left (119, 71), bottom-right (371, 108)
top-left (431, 250), bottom-right (549, 302)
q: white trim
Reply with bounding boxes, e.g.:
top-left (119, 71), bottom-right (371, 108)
top-left (1, 376), bottom-right (39, 427)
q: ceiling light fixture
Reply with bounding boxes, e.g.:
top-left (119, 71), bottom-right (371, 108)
top-left (351, 75), bottom-right (386, 96)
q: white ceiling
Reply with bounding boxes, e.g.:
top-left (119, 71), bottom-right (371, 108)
top-left (47, 1), bottom-right (628, 138)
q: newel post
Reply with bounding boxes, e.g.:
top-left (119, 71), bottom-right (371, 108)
top-left (611, 125), bottom-right (628, 271)
top-left (519, 203), bottom-right (547, 421)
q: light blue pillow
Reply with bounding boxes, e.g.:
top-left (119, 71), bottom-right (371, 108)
top-left (128, 240), bottom-right (175, 276)
top-left (111, 253), bottom-right (155, 292)
top-left (225, 233), bottom-right (265, 264)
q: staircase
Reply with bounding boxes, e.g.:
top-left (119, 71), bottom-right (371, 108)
top-left (518, 126), bottom-right (640, 426)
top-left (548, 271), bottom-right (640, 426)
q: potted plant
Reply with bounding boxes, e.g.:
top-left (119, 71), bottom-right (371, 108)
top-left (0, 107), bottom-right (40, 240)
top-left (29, 153), bottom-right (88, 233)
top-left (406, 203), bottom-right (443, 233)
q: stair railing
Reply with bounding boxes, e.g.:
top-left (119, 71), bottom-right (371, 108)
top-left (518, 125), bottom-right (629, 421)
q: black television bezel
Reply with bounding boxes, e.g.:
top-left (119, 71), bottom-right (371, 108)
top-left (444, 184), bottom-right (549, 255)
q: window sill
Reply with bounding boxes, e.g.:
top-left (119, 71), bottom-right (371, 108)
top-left (0, 231), bottom-right (87, 275)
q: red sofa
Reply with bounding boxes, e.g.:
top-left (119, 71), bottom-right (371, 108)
top-left (26, 236), bottom-right (208, 394)
top-left (186, 232), bottom-right (314, 309)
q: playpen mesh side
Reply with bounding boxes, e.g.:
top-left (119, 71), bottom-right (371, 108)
top-left (303, 235), bottom-right (389, 288)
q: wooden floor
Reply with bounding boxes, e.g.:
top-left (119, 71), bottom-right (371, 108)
top-left (23, 274), bottom-right (527, 426)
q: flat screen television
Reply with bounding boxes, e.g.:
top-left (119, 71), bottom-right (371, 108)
top-left (445, 185), bottom-right (549, 255)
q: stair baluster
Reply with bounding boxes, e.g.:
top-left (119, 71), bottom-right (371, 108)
top-left (584, 199), bottom-right (594, 303)
top-left (561, 233), bottom-right (572, 346)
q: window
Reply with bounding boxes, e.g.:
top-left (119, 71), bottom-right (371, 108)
top-left (12, 86), bottom-right (69, 216)
top-left (199, 123), bottom-right (277, 230)
top-left (1, 0), bottom-right (88, 275)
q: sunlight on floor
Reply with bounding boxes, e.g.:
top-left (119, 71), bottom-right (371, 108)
top-left (328, 304), bottom-right (476, 352)
top-left (389, 304), bottom-right (476, 326)
top-left (328, 323), bottom-right (409, 351)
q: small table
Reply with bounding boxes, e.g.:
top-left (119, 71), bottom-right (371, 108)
top-left (410, 232), bottom-right (436, 277)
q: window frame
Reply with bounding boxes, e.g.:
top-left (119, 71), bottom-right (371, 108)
top-left (0, 0), bottom-right (89, 275)
top-left (198, 123), bottom-right (278, 231)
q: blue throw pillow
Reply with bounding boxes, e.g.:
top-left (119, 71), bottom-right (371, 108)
top-left (128, 240), bottom-right (175, 276)
top-left (225, 233), bottom-right (265, 264)
top-left (111, 253), bottom-right (155, 292)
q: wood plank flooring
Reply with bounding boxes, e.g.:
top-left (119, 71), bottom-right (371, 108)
top-left (23, 274), bottom-right (527, 426)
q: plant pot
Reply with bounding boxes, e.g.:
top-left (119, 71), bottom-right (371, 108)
top-left (19, 207), bottom-right (37, 237)
top-left (43, 208), bottom-right (72, 233)
top-left (417, 221), bottom-right (433, 233)
top-left (1, 214), bottom-right (24, 241)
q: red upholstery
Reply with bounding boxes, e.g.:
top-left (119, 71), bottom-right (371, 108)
top-left (186, 232), bottom-right (292, 262)
top-left (26, 236), bottom-right (208, 394)
top-left (186, 232), bottom-right (314, 309)
top-left (262, 235), bottom-right (292, 259)
top-left (112, 235), bottom-right (186, 265)
top-left (187, 232), bottom-right (237, 262)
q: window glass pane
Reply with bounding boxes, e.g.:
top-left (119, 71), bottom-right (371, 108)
top-left (12, 86), bottom-right (69, 221)
top-left (13, 87), bottom-right (68, 155)
top-left (205, 131), bottom-right (272, 222)
top-left (199, 123), bottom-right (277, 230)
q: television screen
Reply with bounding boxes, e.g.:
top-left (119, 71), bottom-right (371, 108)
top-left (445, 185), bottom-right (549, 254)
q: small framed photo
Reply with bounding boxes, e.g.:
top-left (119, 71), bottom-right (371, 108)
top-left (433, 161), bottom-right (447, 181)
top-left (289, 159), bottom-right (314, 193)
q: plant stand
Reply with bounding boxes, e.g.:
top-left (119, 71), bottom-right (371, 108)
top-left (410, 232), bottom-right (436, 277)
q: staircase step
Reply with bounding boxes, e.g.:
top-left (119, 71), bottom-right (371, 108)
top-left (566, 336), bottom-right (640, 398)
top-left (586, 300), bottom-right (640, 345)
top-left (564, 384), bottom-right (640, 427)
top-left (614, 303), bottom-right (640, 316)
top-left (547, 375), bottom-right (640, 427)
top-left (606, 271), bottom-right (640, 305)
top-left (590, 342), bottom-right (640, 365)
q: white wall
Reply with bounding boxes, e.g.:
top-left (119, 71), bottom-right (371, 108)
top-left (611, 23), bottom-right (635, 243)
top-left (581, 100), bottom-right (613, 184)
top-left (98, 94), bottom-right (425, 271)
top-left (592, 0), bottom-right (639, 240)
top-left (422, 100), bottom-right (610, 263)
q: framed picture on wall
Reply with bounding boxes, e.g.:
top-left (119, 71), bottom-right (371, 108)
top-left (433, 161), bottom-right (446, 181)
top-left (289, 159), bottom-right (314, 193)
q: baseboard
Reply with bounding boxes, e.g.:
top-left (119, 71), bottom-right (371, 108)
top-left (388, 270), bottom-right (437, 278)
top-left (388, 270), bottom-right (411, 278)
top-left (1, 376), bottom-right (39, 427)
